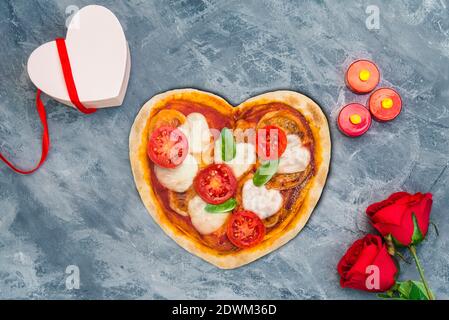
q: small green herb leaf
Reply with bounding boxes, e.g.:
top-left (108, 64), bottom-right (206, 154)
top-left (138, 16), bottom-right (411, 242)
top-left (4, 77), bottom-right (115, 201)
top-left (221, 128), bottom-right (236, 161)
top-left (253, 160), bottom-right (279, 187)
top-left (205, 198), bottom-right (237, 213)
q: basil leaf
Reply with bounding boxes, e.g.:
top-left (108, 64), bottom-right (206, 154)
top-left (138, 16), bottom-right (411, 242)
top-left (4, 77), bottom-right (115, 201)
top-left (253, 160), bottom-right (279, 187)
top-left (221, 128), bottom-right (236, 161)
top-left (205, 198), bottom-right (237, 213)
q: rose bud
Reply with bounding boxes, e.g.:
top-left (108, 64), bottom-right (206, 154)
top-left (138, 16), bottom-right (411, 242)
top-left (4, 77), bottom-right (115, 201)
top-left (337, 234), bottom-right (398, 292)
top-left (366, 192), bottom-right (433, 247)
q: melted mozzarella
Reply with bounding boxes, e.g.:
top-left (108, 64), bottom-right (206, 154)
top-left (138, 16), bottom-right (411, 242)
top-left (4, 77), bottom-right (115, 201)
top-left (154, 154), bottom-right (198, 192)
top-left (278, 135), bottom-right (311, 174)
top-left (188, 196), bottom-right (230, 235)
top-left (242, 179), bottom-right (283, 219)
top-left (178, 113), bottom-right (212, 154)
top-left (214, 140), bottom-right (256, 178)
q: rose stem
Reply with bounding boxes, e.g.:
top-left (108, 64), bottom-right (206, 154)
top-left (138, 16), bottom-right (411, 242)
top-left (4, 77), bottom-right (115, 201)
top-left (409, 245), bottom-right (435, 300)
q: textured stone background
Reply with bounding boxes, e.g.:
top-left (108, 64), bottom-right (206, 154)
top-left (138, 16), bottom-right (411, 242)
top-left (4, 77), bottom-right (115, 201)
top-left (1, 0), bottom-right (448, 299)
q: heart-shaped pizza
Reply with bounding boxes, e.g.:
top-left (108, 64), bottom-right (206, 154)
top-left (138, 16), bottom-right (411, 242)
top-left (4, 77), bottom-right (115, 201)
top-left (130, 89), bottom-right (331, 269)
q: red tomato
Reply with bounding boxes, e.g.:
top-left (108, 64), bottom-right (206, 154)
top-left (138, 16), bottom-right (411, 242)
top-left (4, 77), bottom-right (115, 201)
top-left (256, 125), bottom-right (287, 160)
top-left (194, 164), bottom-right (237, 205)
top-left (227, 210), bottom-right (266, 248)
top-left (147, 126), bottom-right (188, 168)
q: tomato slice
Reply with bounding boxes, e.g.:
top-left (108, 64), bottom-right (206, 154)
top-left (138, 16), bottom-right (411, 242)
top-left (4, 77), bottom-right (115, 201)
top-left (147, 126), bottom-right (188, 168)
top-left (256, 125), bottom-right (287, 160)
top-left (194, 164), bottom-right (237, 205)
top-left (227, 210), bottom-right (266, 248)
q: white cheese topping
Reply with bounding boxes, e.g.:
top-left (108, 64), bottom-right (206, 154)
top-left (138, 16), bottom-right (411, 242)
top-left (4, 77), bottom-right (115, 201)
top-left (188, 196), bottom-right (230, 235)
top-left (278, 134), bottom-right (311, 174)
top-left (154, 154), bottom-right (198, 192)
top-left (242, 179), bottom-right (283, 219)
top-left (178, 113), bottom-right (212, 154)
top-left (214, 140), bottom-right (256, 178)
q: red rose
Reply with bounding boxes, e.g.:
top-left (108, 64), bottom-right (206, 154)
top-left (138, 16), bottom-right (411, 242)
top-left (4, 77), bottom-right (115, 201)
top-left (337, 234), bottom-right (398, 292)
top-left (366, 192), bottom-right (433, 246)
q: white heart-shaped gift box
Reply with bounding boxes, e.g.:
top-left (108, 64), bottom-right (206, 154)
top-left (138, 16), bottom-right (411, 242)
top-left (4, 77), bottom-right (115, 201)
top-left (27, 5), bottom-right (130, 109)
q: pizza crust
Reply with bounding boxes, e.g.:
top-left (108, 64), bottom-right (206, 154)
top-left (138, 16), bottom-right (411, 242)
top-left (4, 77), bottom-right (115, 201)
top-left (129, 89), bottom-right (331, 269)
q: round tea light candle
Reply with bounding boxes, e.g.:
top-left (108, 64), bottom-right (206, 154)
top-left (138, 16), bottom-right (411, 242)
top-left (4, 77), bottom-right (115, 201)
top-left (338, 103), bottom-right (372, 137)
top-left (369, 88), bottom-right (402, 122)
top-left (345, 60), bottom-right (380, 94)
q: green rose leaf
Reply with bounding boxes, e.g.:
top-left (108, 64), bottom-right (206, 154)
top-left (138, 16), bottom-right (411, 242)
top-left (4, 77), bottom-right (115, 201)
top-left (221, 128), bottom-right (236, 162)
top-left (253, 160), bottom-right (279, 187)
top-left (378, 281), bottom-right (431, 300)
top-left (397, 280), bottom-right (431, 300)
top-left (205, 198), bottom-right (237, 213)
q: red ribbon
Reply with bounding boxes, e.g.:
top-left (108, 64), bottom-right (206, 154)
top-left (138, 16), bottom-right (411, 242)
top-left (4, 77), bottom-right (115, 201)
top-left (0, 38), bottom-right (97, 174)
top-left (55, 38), bottom-right (97, 115)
